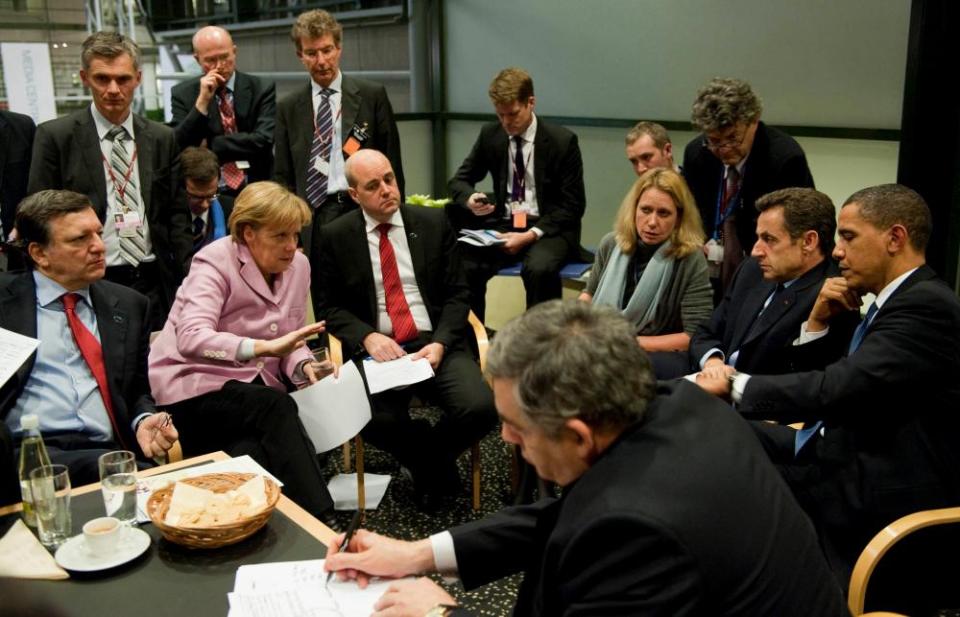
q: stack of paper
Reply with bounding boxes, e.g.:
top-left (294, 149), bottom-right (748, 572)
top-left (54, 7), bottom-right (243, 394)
top-left (457, 229), bottom-right (505, 247)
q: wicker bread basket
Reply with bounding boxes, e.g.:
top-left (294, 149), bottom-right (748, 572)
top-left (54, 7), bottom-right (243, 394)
top-left (147, 472), bottom-right (280, 549)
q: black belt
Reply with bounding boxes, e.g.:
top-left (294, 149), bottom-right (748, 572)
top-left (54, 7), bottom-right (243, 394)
top-left (322, 191), bottom-right (354, 205)
top-left (104, 260), bottom-right (160, 286)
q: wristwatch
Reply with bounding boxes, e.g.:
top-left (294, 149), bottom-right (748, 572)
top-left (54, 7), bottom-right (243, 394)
top-left (424, 604), bottom-right (459, 617)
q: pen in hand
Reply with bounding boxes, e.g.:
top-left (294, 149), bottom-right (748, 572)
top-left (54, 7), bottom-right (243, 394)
top-left (326, 510), bottom-right (362, 586)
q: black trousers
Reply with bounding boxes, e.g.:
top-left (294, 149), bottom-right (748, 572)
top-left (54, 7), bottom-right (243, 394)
top-left (358, 346), bottom-right (497, 488)
top-left (166, 379), bottom-right (334, 518)
top-left (459, 233), bottom-right (573, 322)
top-left (301, 192), bottom-right (358, 261)
top-left (104, 260), bottom-right (170, 332)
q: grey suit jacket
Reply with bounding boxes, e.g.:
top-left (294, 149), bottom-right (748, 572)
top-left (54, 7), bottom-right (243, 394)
top-left (27, 108), bottom-right (192, 301)
top-left (0, 271), bottom-right (155, 453)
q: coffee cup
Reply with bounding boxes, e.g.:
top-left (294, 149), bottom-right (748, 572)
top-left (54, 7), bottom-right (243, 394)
top-left (83, 516), bottom-right (122, 555)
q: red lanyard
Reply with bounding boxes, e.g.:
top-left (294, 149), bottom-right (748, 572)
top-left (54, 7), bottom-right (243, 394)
top-left (101, 145), bottom-right (139, 207)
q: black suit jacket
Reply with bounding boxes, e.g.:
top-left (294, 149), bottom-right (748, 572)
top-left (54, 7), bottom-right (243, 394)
top-left (27, 109), bottom-right (193, 301)
top-left (448, 119), bottom-right (585, 247)
top-left (170, 71), bottom-right (276, 182)
top-left (450, 381), bottom-right (846, 616)
top-left (274, 76), bottom-right (405, 199)
top-left (0, 110), bottom-right (35, 236)
top-left (690, 257), bottom-right (856, 374)
top-left (313, 205), bottom-right (469, 356)
top-left (683, 122), bottom-right (814, 251)
top-left (741, 265), bottom-right (960, 546)
top-left (0, 271), bottom-right (155, 454)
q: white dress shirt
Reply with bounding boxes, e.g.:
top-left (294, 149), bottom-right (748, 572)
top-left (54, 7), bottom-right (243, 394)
top-left (310, 71), bottom-right (348, 194)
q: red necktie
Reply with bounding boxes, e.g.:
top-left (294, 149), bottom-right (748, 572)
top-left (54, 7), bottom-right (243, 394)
top-left (720, 166), bottom-right (741, 216)
top-left (61, 293), bottom-right (127, 448)
top-left (377, 224), bottom-right (419, 343)
top-left (217, 88), bottom-right (245, 190)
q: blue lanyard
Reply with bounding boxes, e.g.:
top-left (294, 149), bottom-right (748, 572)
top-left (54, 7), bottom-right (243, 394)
top-left (712, 171), bottom-right (742, 240)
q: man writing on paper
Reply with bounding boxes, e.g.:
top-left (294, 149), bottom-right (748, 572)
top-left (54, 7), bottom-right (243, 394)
top-left (313, 150), bottom-right (495, 510)
top-left (324, 300), bottom-right (845, 616)
top-left (1, 190), bottom-right (178, 485)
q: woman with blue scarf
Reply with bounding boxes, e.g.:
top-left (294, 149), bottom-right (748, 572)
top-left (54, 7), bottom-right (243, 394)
top-left (580, 168), bottom-right (712, 354)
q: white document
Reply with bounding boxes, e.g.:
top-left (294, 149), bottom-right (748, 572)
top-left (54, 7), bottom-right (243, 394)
top-left (289, 362), bottom-right (371, 453)
top-left (0, 519), bottom-right (69, 580)
top-left (136, 454), bottom-right (282, 523)
top-left (0, 327), bottom-right (39, 389)
top-left (362, 356), bottom-right (434, 394)
top-left (229, 560), bottom-right (401, 617)
top-left (326, 473), bottom-right (391, 511)
top-left (458, 229), bottom-right (506, 247)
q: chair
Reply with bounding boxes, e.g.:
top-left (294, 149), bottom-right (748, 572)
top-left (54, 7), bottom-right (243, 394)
top-left (848, 506), bottom-right (960, 616)
top-left (332, 311), bottom-right (488, 512)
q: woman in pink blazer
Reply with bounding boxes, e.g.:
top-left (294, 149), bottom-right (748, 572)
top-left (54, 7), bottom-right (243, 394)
top-left (149, 181), bottom-right (336, 523)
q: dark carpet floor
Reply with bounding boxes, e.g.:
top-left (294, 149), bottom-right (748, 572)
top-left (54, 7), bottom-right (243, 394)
top-left (322, 408), bottom-right (522, 616)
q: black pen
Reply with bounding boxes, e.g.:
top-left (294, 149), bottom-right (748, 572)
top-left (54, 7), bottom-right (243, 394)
top-left (325, 510), bottom-right (362, 586)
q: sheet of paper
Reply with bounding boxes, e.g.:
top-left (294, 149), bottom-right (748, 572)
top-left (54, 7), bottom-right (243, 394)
top-left (137, 455), bottom-right (281, 523)
top-left (326, 473), bottom-right (391, 511)
top-left (231, 560), bottom-right (402, 617)
top-left (362, 356), bottom-right (434, 394)
top-left (289, 362), bottom-right (371, 453)
top-left (0, 326), bottom-right (38, 388)
top-left (227, 588), bottom-right (340, 617)
top-left (0, 519), bottom-right (69, 579)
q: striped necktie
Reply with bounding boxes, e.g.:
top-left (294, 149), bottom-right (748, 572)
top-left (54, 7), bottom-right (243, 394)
top-left (106, 125), bottom-right (147, 266)
top-left (305, 88), bottom-right (335, 209)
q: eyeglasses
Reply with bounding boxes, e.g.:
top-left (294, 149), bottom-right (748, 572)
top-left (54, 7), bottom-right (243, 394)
top-left (187, 191), bottom-right (219, 203)
top-left (703, 126), bottom-right (748, 151)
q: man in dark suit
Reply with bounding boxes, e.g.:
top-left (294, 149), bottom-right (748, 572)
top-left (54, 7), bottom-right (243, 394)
top-left (170, 26), bottom-right (275, 189)
top-left (324, 300), bottom-right (846, 617)
top-left (179, 146), bottom-right (232, 259)
top-left (686, 187), bottom-right (856, 377)
top-left (28, 32), bottom-right (192, 331)
top-left (448, 67), bottom-right (586, 321)
top-left (275, 9), bottom-right (404, 258)
top-left (1, 190), bottom-right (178, 486)
top-left (697, 184), bottom-right (960, 584)
top-left (314, 150), bottom-right (495, 509)
top-left (0, 110), bottom-right (36, 269)
top-left (683, 78), bottom-right (814, 301)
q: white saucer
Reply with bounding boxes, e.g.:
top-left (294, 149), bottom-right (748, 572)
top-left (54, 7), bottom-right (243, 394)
top-left (55, 526), bottom-right (151, 572)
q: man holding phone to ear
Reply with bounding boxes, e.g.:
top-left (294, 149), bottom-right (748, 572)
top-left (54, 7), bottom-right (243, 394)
top-left (448, 67), bottom-right (586, 321)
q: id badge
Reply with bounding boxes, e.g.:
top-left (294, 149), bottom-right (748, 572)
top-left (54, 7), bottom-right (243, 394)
top-left (344, 122), bottom-right (370, 156)
top-left (235, 160), bottom-right (251, 170)
top-left (117, 211), bottom-right (143, 238)
top-left (510, 201), bottom-right (529, 229)
top-left (312, 155), bottom-right (331, 176)
top-left (705, 238), bottom-right (724, 263)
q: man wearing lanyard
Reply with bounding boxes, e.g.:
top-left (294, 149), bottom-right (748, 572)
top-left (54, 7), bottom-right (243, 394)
top-left (28, 31), bottom-right (192, 331)
top-left (448, 67), bottom-right (586, 321)
top-left (171, 25), bottom-right (276, 195)
top-left (682, 78), bottom-right (814, 303)
top-left (274, 8), bottom-right (405, 259)
top-left (179, 146), bottom-right (232, 260)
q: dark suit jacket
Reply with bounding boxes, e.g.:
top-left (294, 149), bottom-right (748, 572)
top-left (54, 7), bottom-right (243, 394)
top-left (0, 110), bottom-right (36, 236)
top-left (0, 271), bottom-right (155, 454)
top-left (27, 109), bottom-right (193, 302)
top-left (274, 76), bottom-right (405, 199)
top-left (449, 381), bottom-right (846, 616)
top-left (740, 265), bottom-right (960, 540)
top-left (313, 205), bottom-right (469, 356)
top-left (448, 119), bottom-right (585, 247)
top-left (683, 122), bottom-right (814, 251)
top-left (690, 257), bottom-right (856, 374)
top-left (170, 71), bottom-right (276, 182)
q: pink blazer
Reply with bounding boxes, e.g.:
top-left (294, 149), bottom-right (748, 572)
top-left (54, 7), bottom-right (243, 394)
top-left (149, 237), bottom-right (313, 405)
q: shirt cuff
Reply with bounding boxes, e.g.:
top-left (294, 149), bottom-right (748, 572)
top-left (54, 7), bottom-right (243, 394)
top-left (131, 412), bottom-right (152, 434)
top-left (699, 348), bottom-right (725, 369)
top-left (430, 531), bottom-right (460, 582)
top-left (731, 373), bottom-right (750, 404)
top-left (797, 322), bottom-right (830, 345)
top-left (237, 338), bottom-right (256, 361)
top-left (529, 227), bottom-right (544, 239)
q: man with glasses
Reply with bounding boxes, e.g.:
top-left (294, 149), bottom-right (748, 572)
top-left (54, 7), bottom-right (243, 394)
top-left (171, 26), bottom-right (275, 193)
top-left (683, 78), bottom-right (814, 301)
top-left (180, 146), bottom-right (232, 260)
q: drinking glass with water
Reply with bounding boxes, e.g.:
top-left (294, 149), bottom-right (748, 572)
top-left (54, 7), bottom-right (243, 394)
top-left (98, 450), bottom-right (137, 525)
top-left (29, 464), bottom-right (71, 548)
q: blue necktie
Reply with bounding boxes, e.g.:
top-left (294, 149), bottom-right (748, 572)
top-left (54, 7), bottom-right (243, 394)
top-left (795, 302), bottom-right (878, 455)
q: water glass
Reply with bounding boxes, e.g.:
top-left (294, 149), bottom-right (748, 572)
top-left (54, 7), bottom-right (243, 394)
top-left (310, 346), bottom-right (336, 380)
top-left (98, 450), bottom-right (137, 525)
top-left (29, 464), bottom-right (71, 549)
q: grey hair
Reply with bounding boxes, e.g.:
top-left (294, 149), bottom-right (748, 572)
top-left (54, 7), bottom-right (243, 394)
top-left (81, 31), bottom-right (141, 71)
top-left (14, 190), bottom-right (94, 266)
top-left (485, 300), bottom-right (655, 436)
top-left (690, 77), bottom-right (762, 132)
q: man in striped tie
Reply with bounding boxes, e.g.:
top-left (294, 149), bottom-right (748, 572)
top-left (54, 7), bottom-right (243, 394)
top-left (28, 32), bottom-right (192, 331)
top-left (695, 184), bottom-right (960, 587)
top-left (314, 150), bottom-right (496, 511)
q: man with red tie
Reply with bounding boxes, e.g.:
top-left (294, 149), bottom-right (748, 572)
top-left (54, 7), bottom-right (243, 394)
top-left (0, 190), bottom-right (178, 485)
top-left (171, 25), bottom-right (276, 192)
top-left (313, 150), bottom-right (496, 510)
